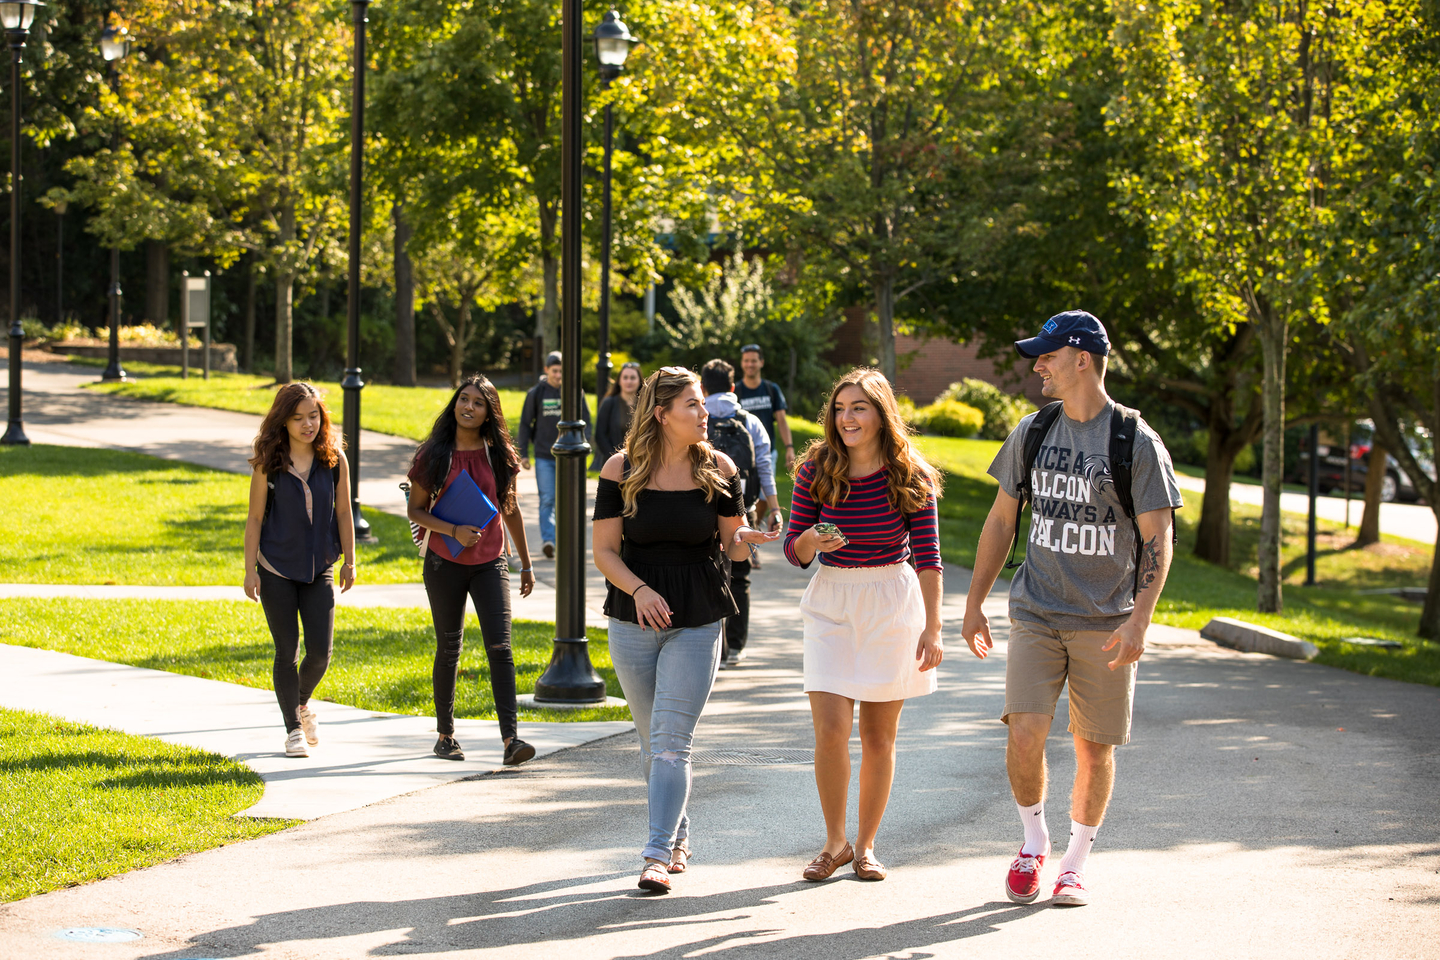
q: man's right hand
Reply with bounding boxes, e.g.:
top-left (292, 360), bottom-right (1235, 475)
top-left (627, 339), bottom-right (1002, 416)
top-left (961, 604), bottom-right (994, 659)
top-left (520, 458), bottom-right (530, 471)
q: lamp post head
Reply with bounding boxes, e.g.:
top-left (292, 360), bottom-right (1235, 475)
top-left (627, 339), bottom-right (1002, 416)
top-left (0, 0), bottom-right (42, 35)
top-left (99, 23), bottom-right (129, 61)
top-left (591, 9), bottom-right (638, 82)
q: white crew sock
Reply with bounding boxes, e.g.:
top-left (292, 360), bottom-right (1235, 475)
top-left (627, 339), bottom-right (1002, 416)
top-left (1017, 801), bottom-right (1049, 856)
top-left (1058, 820), bottom-right (1100, 876)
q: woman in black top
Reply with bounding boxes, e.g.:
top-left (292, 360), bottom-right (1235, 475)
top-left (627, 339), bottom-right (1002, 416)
top-left (593, 361), bottom-right (642, 468)
top-left (244, 382), bottom-right (356, 759)
top-left (593, 367), bottom-right (778, 894)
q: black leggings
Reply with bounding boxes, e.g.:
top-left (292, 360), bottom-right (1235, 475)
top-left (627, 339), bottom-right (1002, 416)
top-left (257, 565), bottom-right (335, 732)
top-left (726, 557), bottom-right (751, 651)
top-left (423, 553), bottom-right (518, 741)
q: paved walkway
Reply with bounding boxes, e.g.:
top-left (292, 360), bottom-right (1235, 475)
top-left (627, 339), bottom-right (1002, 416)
top-left (1171, 473), bottom-right (1436, 545)
top-left (2, 360), bottom-right (1439, 956)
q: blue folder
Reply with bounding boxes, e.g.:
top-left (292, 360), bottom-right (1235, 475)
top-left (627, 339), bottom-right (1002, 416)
top-left (430, 468), bottom-right (499, 560)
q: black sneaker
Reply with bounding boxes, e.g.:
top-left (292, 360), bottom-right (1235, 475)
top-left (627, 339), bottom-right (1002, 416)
top-left (504, 738), bottom-right (536, 766)
top-left (434, 735), bottom-right (465, 761)
top-left (542, 541), bottom-right (555, 559)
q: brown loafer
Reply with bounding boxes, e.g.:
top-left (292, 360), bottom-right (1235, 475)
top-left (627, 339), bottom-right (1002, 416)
top-left (854, 852), bottom-right (887, 881)
top-left (803, 842), bottom-right (854, 881)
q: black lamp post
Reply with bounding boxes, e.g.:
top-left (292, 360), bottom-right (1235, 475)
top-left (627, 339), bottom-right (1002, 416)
top-left (1, 0), bottom-right (41, 447)
top-left (99, 22), bottom-right (128, 383)
top-left (342, 0), bottom-right (374, 542)
top-left (590, 10), bottom-right (637, 418)
top-left (534, 0), bottom-right (606, 704)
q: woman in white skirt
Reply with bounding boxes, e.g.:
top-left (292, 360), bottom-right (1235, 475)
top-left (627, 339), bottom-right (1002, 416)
top-left (783, 367), bottom-right (944, 882)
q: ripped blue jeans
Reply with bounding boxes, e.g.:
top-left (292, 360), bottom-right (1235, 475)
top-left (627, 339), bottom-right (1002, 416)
top-left (607, 617), bottom-right (723, 863)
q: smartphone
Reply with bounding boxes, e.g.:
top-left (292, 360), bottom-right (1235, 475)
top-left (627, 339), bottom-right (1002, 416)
top-left (813, 522), bottom-right (844, 539)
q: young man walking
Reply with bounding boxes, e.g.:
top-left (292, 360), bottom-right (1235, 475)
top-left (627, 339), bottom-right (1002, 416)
top-left (701, 359), bottom-right (781, 667)
top-left (735, 344), bottom-right (796, 470)
top-left (517, 352), bottom-right (591, 559)
top-left (962, 310), bottom-right (1183, 907)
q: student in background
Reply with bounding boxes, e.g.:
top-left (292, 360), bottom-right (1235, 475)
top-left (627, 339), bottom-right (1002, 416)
top-left (517, 352), bottom-right (592, 559)
top-left (244, 382), bottom-right (356, 759)
top-left (407, 375), bottom-right (537, 766)
top-left (594, 361), bottom-right (643, 469)
top-left (785, 367), bottom-right (944, 883)
top-left (736, 343), bottom-right (796, 470)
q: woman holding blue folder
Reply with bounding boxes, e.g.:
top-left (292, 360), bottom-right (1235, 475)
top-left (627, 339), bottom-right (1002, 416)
top-left (407, 375), bottom-right (537, 765)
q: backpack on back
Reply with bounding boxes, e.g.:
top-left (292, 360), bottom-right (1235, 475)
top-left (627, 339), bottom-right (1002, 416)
top-left (1005, 400), bottom-right (1174, 598)
top-left (708, 414), bottom-right (760, 506)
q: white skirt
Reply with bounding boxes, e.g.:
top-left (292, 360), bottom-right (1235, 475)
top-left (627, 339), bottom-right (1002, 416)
top-left (801, 562), bottom-right (937, 702)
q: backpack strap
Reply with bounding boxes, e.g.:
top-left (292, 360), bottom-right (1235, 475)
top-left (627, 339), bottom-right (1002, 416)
top-left (1005, 401), bottom-right (1064, 571)
top-left (1108, 403), bottom-right (1179, 598)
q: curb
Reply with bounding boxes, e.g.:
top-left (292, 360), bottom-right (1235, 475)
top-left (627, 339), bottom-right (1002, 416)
top-left (1200, 616), bottom-right (1319, 660)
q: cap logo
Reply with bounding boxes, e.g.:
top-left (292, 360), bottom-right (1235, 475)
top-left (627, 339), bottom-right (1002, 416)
top-left (1042, 320), bottom-right (1058, 334)
top-left (1069, 336), bottom-right (1081, 345)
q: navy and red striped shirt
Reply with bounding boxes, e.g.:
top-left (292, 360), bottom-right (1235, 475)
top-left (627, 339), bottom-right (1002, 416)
top-left (784, 461), bottom-right (941, 571)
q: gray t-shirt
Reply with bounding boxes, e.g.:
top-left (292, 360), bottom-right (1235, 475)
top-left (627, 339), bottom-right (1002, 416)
top-left (988, 401), bottom-right (1184, 630)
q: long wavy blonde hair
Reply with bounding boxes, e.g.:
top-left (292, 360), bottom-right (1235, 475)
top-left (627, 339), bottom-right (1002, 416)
top-left (618, 367), bottom-right (729, 517)
top-left (798, 367), bottom-right (941, 513)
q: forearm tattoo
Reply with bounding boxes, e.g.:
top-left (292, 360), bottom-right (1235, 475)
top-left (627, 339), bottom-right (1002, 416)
top-left (1137, 535), bottom-right (1161, 594)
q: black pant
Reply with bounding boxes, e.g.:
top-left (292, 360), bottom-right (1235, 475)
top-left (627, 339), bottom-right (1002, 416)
top-left (726, 558), bottom-right (751, 652)
top-left (423, 553), bottom-right (518, 741)
top-left (257, 565), bottom-right (335, 733)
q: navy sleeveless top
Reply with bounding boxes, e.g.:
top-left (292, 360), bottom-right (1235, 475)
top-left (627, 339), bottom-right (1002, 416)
top-left (260, 462), bottom-right (341, 583)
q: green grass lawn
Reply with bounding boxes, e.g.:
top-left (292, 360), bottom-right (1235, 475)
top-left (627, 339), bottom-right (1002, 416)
top-left (0, 599), bottom-right (629, 724)
top-left (85, 362), bottom-right (529, 443)
top-left (0, 444), bottom-right (420, 585)
top-left (0, 707), bottom-right (292, 902)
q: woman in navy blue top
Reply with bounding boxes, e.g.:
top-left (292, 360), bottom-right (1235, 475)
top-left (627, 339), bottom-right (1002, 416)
top-left (785, 367), bottom-right (943, 883)
top-left (244, 383), bottom-right (356, 759)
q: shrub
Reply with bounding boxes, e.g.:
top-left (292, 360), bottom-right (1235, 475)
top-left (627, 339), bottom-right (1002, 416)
top-left (895, 394), bottom-right (917, 426)
top-left (938, 378), bottom-right (1035, 440)
top-left (20, 318), bottom-right (48, 340)
top-left (913, 398), bottom-right (984, 437)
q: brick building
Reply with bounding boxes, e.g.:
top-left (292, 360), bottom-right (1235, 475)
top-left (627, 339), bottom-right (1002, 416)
top-left (824, 307), bottom-right (1045, 406)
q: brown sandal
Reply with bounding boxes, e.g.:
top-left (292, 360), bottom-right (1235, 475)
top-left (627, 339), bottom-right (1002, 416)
top-left (853, 852), bottom-right (887, 881)
top-left (668, 841), bottom-right (692, 874)
top-left (803, 842), bottom-right (854, 881)
top-left (638, 861), bottom-right (671, 893)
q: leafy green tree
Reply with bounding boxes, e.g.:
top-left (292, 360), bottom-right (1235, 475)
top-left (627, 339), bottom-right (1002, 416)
top-left (1106, 0), bottom-right (1387, 612)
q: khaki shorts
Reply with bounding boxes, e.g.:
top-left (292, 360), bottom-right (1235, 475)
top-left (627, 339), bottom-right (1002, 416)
top-left (1002, 618), bottom-right (1137, 746)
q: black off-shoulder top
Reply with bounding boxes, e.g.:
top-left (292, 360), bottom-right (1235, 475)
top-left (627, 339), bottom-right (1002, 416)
top-left (592, 469), bottom-right (744, 627)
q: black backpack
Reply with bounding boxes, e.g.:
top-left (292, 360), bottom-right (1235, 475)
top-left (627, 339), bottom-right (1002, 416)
top-left (1005, 401), bottom-right (1174, 597)
top-left (708, 413), bottom-right (760, 506)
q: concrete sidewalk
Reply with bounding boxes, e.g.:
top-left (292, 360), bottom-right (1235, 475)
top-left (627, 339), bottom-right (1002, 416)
top-left (2, 578), bottom-right (1437, 959)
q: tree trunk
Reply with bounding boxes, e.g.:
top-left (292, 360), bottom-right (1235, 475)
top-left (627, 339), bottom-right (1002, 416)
top-left (274, 271), bottom-right (294, 384)
top-left (1355, 438), bottom-right (1386, 547)
top-left (146, 241), bottom-right (169, 330)
top-left (1256, 308), bottom-right (1287, 613)
top-left (273, 201), bottom-right (296, 384)
top-left (1194, 430), bottom-right (1240, 567)
top-left (874, 276), bottom-right (896, 382)
top-left (450, 296), bottom-right (472, 388)
top-left (242, 257), bottom-right (256, 373)
top-left (539, 202), bottom-right (560, 356)
top-left (392, 203), bottom-right (416, 386)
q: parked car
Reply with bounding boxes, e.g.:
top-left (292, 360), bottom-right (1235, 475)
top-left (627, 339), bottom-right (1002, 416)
top-left (1293, 423), bottom-right (1433, 503)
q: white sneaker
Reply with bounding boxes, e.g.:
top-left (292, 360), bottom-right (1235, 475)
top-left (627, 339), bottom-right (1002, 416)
top-left (284, 728), bottom-right (309, 757)
top-left (298, 704), bottom-right (319, 745)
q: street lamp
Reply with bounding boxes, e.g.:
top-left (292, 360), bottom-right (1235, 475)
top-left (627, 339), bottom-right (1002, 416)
top-left (1, 0), bottom-right (42, 447)
top-left (534, 0), bottom-right (606, 704)
top-left (343, 0), bottom-right (375, 542)
top-left (590, 9), bottom-right (638, 420)
top-left (99, 22), bottom-right (129, 383)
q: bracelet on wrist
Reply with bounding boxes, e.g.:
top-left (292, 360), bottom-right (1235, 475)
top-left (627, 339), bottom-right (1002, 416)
top-left (632, 582), bottom-right (648, 597)
top-left (520, 567), bottom-right (533, 574)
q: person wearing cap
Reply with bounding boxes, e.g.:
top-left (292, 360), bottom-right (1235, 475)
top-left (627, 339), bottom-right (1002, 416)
top-left (517, 352), bottom-right (592, 559)
top-left (960, 310), bottom-right (1183, 908)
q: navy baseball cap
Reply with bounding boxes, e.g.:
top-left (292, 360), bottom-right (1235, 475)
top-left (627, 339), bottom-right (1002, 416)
top-left (1014, 310), bottom-right (1111, 359)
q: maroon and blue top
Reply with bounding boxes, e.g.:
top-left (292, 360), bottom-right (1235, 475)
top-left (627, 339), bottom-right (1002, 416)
top-left (784, 461), bottom-right (942, 571)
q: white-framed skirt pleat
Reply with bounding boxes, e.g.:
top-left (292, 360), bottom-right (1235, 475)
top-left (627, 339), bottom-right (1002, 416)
top-left (801, 562), bottom-right (937, 702)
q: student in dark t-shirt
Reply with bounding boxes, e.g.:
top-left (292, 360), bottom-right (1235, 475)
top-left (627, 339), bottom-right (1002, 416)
top-left (592, 367), bottom-right (778, 895)
top-left (736, 343), bottom-right (796, 470)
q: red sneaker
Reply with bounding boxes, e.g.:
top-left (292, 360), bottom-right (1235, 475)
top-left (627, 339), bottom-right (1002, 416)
top-left (1051, 870), bottom-right (1089, 906)
top-left (1005, 847), bottom-right (1048, 903)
